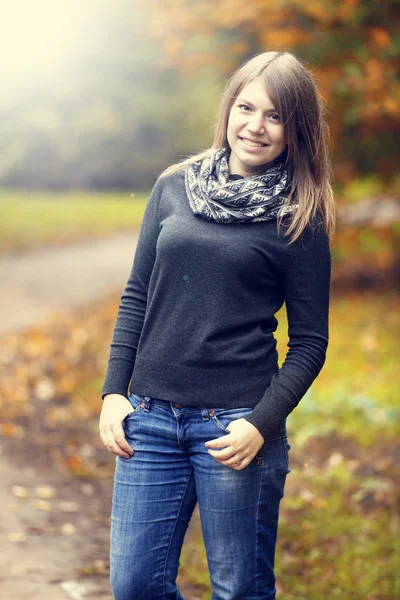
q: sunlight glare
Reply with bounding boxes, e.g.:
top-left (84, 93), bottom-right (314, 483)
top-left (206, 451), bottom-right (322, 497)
top-left (0, 0), bottom-right (99, 95)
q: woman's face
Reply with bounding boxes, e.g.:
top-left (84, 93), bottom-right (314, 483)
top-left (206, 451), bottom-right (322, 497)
top-left (227, 77), bottom-right (286, 178)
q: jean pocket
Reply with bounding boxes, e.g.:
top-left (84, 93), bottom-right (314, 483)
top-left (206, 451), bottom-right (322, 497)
top-left (210, 407), bottom-right (254, 434)
top-left (125, 393), bottom-right (145, 418)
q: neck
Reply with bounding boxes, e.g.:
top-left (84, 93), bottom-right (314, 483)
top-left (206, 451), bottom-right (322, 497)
top-left (227, 154), bottom-right (278, 179)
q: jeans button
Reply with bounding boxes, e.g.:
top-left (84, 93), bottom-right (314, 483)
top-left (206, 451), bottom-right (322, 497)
top-left (173, 402), bottom-right (183, 408)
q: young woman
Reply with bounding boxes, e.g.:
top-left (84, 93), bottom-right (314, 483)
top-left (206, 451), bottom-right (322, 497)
top-left (99, 50), bottom-right (335, 600)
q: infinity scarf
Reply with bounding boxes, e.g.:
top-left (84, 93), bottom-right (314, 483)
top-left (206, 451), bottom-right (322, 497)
top-left (185, 145), bottom-right (298, 224)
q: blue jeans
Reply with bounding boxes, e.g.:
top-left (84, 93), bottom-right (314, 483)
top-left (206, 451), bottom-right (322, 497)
top-left (110, 393), bottom-right (291, 600)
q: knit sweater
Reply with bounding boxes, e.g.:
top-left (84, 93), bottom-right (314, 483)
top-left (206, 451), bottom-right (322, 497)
top-left (102, 168), bottom-right (331, 442)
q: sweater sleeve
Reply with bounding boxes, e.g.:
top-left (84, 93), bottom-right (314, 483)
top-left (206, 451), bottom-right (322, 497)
top-left (101, 176), bottom-right (163, 400)
top-left (243, 214), bottom-right (331, 441)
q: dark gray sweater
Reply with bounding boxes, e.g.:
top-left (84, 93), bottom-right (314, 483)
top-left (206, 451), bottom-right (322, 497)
top-left (102, 169), bottom-right (331, 442)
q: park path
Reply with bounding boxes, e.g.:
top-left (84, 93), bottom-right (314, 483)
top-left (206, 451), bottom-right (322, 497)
top-left (0, 232), bottom-right (139, 334)
top-left (0, 233), bottom-right (141, 599)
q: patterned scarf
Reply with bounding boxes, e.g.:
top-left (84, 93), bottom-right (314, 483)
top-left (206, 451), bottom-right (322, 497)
top-left (185, 145), bottom-right (298, 224)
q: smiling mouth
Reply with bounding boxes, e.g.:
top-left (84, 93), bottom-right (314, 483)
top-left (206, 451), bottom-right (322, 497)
top-left (239, 137), bottom-right (268, 148)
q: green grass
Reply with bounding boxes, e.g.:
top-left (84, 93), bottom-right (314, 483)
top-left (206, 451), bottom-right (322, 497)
top-left (0, 188), bottom-right (148, 253)
top-left (279, 291), bottom-right (400, 448)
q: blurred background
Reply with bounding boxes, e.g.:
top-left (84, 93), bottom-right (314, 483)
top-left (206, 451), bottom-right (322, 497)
top-left (0, 1), bottom-right (398, 599)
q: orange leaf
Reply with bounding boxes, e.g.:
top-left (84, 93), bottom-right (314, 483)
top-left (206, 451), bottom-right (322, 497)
top-left (369, 27), bottom-right (391, 49)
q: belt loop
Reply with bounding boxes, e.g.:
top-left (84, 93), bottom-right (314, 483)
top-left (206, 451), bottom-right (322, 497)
top-left (143, 396), bottom-right (151, 412)
top-left (201, 407), bottom-right (210, 420)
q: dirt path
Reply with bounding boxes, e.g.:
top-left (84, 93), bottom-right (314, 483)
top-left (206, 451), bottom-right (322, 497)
top-left (0, 234), bottom-right (204, 599)
top-left (0, 233), bottom-right (139, 335)
top-left (0, 447), bottom-right (113, 599)
top-left (0, 234), bottom-right (138, 599)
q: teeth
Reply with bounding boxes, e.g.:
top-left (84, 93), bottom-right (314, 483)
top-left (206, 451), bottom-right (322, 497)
top-left (241, 137), bottom-right (265, 147)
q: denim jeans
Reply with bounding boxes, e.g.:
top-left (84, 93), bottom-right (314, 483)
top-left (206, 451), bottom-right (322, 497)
top-left (110, 393), bottom-right (291, 600)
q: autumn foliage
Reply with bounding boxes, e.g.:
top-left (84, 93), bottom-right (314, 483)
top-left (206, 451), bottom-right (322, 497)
top-left (147, 0), bottom-right (399, 181)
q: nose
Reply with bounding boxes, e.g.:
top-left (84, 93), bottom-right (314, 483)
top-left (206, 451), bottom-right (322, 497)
top-left (247, 112), bottom-right (265, 134)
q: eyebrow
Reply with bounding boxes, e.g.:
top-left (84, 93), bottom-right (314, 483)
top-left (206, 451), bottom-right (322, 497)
top-left (236, 98), bottom-right (278, 112)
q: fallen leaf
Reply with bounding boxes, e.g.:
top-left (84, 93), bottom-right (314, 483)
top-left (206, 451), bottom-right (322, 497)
top-left (327, 452), bottom-right (344, 467)
top-left (11, 485), bottom-right (29, 498)
top-left (35, 485), bottom-right (56, 499)
top-left (35, 499), bottom-right (52, 511)
top-left (60, 580), bottom-right (86, 600)
top-left (34, 378), bottom-right (55, 402)
top-left (60, 523), bottom-right (76, 535)
top-left (8, 532), bottom-right (26, 543)
top-left (59, 501), bottom-right (79, 512)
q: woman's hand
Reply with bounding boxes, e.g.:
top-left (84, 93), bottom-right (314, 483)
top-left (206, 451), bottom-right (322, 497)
top-left (99, 394), bottom-right (135, 458)
top-left (205, 418), bottom-right (264, 470)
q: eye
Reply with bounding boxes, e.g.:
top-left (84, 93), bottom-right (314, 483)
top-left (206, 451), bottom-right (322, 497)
top-left (238, 103), bottom-right (251, 111)
top-left (270, 113), bottom-right (281, 122)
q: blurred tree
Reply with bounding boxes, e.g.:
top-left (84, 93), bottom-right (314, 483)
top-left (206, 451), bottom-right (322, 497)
top-left (0, 0), bottom-right (222, 190)
top-left (147, 0), bottom-right (400, 184)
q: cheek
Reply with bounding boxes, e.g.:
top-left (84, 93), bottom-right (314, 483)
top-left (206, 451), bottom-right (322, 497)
top-left (226, 121), bottom-right (238, 145)
top-left (227, 112), bottom-right (242, 135)
top-left (273, 126), bottom-right (285, 146)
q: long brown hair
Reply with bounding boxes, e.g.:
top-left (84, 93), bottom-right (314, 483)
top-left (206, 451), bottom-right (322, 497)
top-left (160, 51), bottom-right (336, 245)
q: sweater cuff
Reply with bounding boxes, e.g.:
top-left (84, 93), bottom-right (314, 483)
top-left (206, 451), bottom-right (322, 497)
top-left (101, 358), bottom-right (133, 400)
top-left (243, 413), bottom-right (281, 443)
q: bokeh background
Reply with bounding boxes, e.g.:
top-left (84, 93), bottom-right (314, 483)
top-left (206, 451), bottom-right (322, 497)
top-left (0, 1), bottom-right (399, 599)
